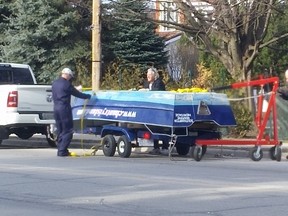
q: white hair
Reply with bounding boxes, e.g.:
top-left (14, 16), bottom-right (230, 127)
top-left (285, 69), bottom-right (288, 79)
top-left (147, 67), bottom-right (159, 79)
top-left (62, 68), bottom-right (74, 77)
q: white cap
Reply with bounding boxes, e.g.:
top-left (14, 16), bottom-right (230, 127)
top-left (62, 68), bottom-right (74, 77)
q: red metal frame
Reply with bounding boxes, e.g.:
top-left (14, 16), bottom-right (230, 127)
top-left (195, 76), bottom-right (280, 146)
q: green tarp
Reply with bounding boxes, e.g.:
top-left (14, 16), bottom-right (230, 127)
top-left (276, 95), bottom-right (288, 141)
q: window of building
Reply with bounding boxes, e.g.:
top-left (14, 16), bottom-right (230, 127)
top-left (159, 1), bottom-right (178, 32)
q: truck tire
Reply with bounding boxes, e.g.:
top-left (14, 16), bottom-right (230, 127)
top-left (46, 135), bottom-right (57, 147)
top-left (45, 125), bottom-right (57, 147)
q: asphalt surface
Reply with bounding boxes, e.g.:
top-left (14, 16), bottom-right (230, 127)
top-left (0, 135), bottom-right (288, 216)
top-left (1, 137), bottom-right (288, 216)
top-left (1, 134), bottom-right (288, 161)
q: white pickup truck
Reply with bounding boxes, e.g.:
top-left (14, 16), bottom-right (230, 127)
top-left (0, 63), bottom-right (56, 146)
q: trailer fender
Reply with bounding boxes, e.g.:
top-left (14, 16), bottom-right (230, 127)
top-left (101, 125), bottom-right (135, 142)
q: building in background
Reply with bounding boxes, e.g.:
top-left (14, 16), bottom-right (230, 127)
top-left (153, 0), bottom-right (213, 81)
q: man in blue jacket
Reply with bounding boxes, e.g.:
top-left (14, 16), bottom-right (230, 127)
top-left (52, 68), bottom-right (91, 157)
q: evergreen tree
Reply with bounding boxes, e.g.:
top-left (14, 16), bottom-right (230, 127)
top-left (0, 0), bottom-right (91, 84)
top-left (106, 0), bottom-right (168, 70)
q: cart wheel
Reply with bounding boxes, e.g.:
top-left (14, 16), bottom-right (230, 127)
top-left (193, 146), bottom-right (203, 162)
top-left (269, 146), bottom-right (282, 161)
top-left (249, 147), bottom-right (263, 161)
top-left (117, 135), bottom-right (132, 158)
top-left (102, 135), bottom-right (116, 157)
top-left (274, 146), bottom-right (282, 162)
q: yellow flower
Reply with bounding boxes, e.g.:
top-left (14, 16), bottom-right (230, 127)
top-left (171, 87), bottom-right (208, 93)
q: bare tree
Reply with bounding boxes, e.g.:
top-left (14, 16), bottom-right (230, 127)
top-left (115, 0), bottom-right (288, 81)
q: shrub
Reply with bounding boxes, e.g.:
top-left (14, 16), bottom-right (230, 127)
top-left (101, 62), bottom-right (143, 90)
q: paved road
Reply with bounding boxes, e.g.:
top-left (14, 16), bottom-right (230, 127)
top-left (1, 136), bottom-right (288, 216)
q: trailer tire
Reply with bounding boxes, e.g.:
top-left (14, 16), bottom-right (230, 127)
top-left (102, 135), bottom-right (116, 157)
top-left (191, 145), bottom-right (207, 157)
top-left (176, 143), bottom-right (190, 156)
top-left (193, 146), bottom-right (203, 162)
top-left (249, 147), bottom-right (263, 161)
top-left (201, 145), bottom-right (207, 156)
top-left (117, 135), bottom-right (132, 158)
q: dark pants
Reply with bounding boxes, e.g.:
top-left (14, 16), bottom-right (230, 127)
top-left (54, 106), bottom-right (74, 156)
top-left (153, 139), bottom-right (169, 150)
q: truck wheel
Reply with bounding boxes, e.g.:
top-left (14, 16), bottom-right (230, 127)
top-left (45, 125), bottom-right (57, 147)
top-left (46, 135), bottom-right (57, 147)
top-left (176, 142), bottom-right (190, 156)
top-left (117, 135), bottom-right (132, 158)
top-left (102, 135), bottom-right (116, 157)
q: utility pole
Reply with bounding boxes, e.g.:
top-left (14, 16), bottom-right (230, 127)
top-left (92, 0), bottom-right (101, 91)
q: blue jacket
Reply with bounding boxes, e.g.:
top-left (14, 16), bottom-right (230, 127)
top-left (143, 78), bottom-right (166, 91)
top-left (52, 77), bottom-right (91, 109)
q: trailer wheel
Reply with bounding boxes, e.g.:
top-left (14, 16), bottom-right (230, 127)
top-left (201, 145), bottom-right (207, 156)
top-left (191, 145), bottom-right (207, 157)
top-left (176, 143), bottom-right (190, 156)
top-left (117, 135), bottom-right (132, 158)
top-left (249, 147), bottom-right (263, 161)
top-left (102, 135), bottom-right (116, 157)
top-left (269, 146), bottom-right (282, 161)
top-left (193, 146), bottom-right (203, 162)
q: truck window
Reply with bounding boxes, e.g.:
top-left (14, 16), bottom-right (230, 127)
top-left (0, 67), bottom-right (35, 84)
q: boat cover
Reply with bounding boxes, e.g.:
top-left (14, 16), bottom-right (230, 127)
top-left (72, 90), bottom-right (236, 128)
